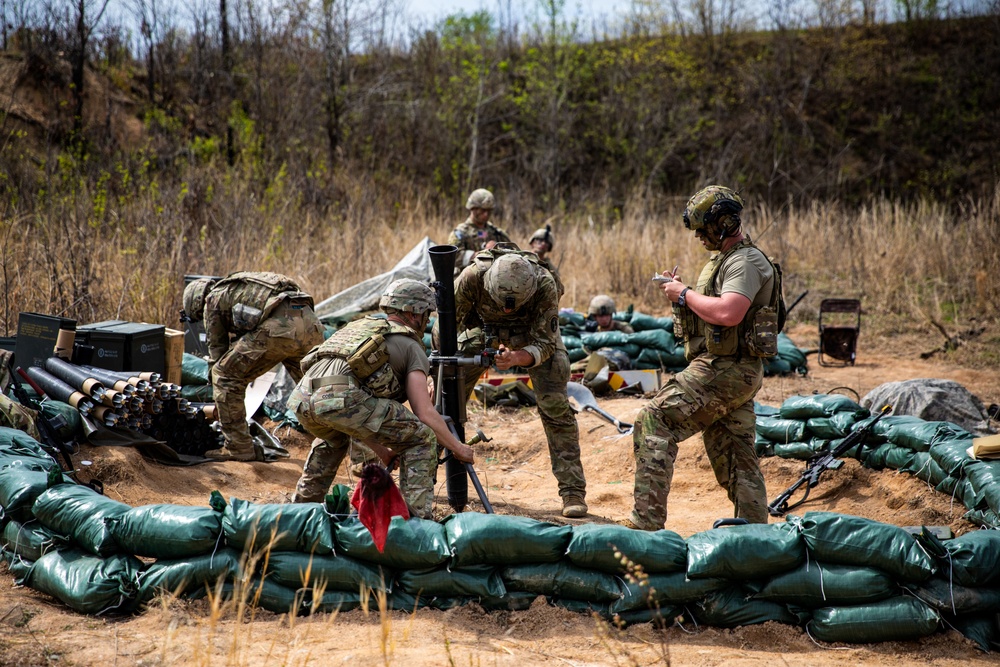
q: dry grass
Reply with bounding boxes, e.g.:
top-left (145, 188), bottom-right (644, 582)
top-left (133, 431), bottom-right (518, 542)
top-left (2, 163), bottom-right (997, 356)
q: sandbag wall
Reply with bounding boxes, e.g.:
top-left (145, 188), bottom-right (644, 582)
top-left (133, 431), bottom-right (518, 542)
top-left (755, 394), bottom-right (1000, 530)
top-left (2, 425), bottom-right (999, 650)
top-left (558, 311), bottom-right (809, 376)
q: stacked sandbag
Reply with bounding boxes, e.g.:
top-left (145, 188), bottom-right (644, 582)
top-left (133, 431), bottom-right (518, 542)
top-left (559, 310), bottom-right (808, 376)
top-left (753, 394), bottom-right (869, 460)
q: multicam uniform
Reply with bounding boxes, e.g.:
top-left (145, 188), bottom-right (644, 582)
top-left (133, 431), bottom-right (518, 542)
top-left (453, 249), bottom-right (586, 503)
top-left (537, 257), bottom-right (565, 301)
top-left (289, 316), bottom-right (439, 517)
top-left (204, 272), bottom-right (324, 454)
top-left (448, 218), bottom-right (513, 273)
top-left (631, 237), bottom-right (776, 529)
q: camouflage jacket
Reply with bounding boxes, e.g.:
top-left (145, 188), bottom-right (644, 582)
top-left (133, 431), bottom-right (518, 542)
top-left (454, 249), bottom-right (564, 367)
top-left (537, 257), bottom-right (565, 300)
top-left (203, 271), bottom-right (312, 362)
top-left (448, 217), bottom-right (512, 271)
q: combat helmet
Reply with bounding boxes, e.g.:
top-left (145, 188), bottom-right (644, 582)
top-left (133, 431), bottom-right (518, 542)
top-left (683, 185), bottom-right (744, 234)
top-left (379, 279), bottom-right (437, 315)
top-left (484, 254), bottom-right (537, 310)
top-left (466, 188), bottom-right (496, 210)
top-left (588, 294), bottom-right (616, 317)
top-left (182, 278), bottom-right (218, 323)
top-left (529, 224), bottom-right (554, 250)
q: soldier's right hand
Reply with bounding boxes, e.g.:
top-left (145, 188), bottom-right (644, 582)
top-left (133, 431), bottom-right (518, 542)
top-left (451, 443), bottom-right (475, 464)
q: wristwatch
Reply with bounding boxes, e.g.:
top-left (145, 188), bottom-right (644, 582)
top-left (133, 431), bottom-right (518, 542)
top-left (677, 287), bottom-right (690, 307)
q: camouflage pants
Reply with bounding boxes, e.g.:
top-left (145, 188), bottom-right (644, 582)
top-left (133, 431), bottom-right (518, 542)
top-left (213, 305), bottom-right (323, 451)
top-left (461, 348), bottom-right (585, 501)
top-left (631, 354), bottom-right (767, 530)
top-left (289, 382), bottom-right (438, 518)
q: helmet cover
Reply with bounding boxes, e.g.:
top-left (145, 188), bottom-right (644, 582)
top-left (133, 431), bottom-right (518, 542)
top-left (588, 294), bottom-right (616, 317)
top-left (466, 188), bottom-right (496, 210)
top-left (683, 185), bottom-right (745, 232)
top-left (183, 278), bottom-right (217, 322)
top-left (379, 279), bottom-right (436, 315)
top-left (484, 254), bottom-right (538, 310)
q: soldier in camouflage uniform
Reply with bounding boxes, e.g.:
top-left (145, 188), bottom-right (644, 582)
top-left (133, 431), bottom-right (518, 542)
top-left (448, 188), bottom-right (513, 274)
top-left (0, 350), bottom-right (40, 439)
top-left (528, 224), bottom-right (564, 300)
top-left (183, 272), bottom-right (325, 461)
top-left (627, 185), bottom-right (779, 530)
top-left (447, 245), bottom-right (588, 518)
top-left (587, 295), bottom-right (634, 333)
top-left (289, 279), bottom-right (474, 518)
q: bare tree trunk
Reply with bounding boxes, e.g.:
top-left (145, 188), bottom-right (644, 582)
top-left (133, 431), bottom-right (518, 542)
top-left (221, 0), bottom-right (234, 165)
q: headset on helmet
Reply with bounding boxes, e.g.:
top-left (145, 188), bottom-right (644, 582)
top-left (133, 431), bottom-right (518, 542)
top-left (380, 279), bottom-right (436, 314)
top-left (466, 188), bottom-right (496, 211)
top-left (588, 294), bottom-right (616, 317)
top-left (182, 278), bottom-right (218, 323)
top-left (683, 185), bottom-right (745, 234)
top-left (484, 254), bottom-right (537, 310)
top-left (529, 224), bottom-right (554, 250)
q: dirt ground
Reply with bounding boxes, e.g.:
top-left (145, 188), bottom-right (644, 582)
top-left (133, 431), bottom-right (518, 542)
top-left (2, 323), bottom-right (999, 666)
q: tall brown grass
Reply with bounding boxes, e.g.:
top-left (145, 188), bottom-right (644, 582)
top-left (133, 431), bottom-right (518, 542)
top-left (2, 162), bottom-right (997, 340)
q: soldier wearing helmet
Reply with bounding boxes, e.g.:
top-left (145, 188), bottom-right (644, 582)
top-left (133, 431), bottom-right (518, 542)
top-left (289, 279), bottom-right (474, 516)
top-left (625, 185), bottom-right (779, 531)
top-left (586, 295), bottom-right (633, 334)
top-left (182, 271), bottom-right (324, 462)
top-left (443, 244), bottom-right (588, 518)
top-left (528, 223), bottom-right (564, 300)
top-left (447, 188), bottom-right (512, 274)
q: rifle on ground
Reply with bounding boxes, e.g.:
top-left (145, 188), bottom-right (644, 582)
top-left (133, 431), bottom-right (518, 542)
top-left (9, 361), bottom-right (75, 471)
top-left (767, 404), bottom-right (892, 516)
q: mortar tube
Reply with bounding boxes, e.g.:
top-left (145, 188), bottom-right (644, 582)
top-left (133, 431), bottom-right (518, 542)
top-left (25, 366), bottom-right (91, 411)
top-left (42, 357), bottom-right (108, 401)
top-left (72, 365), bottom-right (136, 397)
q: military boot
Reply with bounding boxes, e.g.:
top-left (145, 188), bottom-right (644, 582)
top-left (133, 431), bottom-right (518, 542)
top-left (205, 444), bottom-right (257, 462)
top-left (561, 495), bottom-right (588, 518)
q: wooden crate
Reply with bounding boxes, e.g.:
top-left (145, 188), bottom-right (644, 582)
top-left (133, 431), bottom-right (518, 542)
top-left (164, 327), bottom-right (185, 385)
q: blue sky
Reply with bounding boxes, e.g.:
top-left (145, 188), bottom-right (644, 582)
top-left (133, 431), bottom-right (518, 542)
top-left (401, 0), bottom-right (629, 30)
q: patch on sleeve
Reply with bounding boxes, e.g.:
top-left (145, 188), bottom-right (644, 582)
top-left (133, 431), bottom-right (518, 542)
top-left (550, 316), bottom-right (559, 333)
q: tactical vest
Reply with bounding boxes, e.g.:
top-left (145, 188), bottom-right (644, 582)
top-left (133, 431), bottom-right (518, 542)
top-left (301, 316), bottom-right (422, 399)
top-left (674, 238), bottom-right (782, 361)
top-left (470, 247), bottom-right (542, 349)
top-left (212, 271), bottom-right (311, 331)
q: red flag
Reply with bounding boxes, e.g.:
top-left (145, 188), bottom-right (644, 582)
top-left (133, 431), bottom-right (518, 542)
top-left (351, 463), bottom-right (410, 552)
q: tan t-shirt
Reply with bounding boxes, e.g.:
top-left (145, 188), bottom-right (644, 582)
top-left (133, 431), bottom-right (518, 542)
top-left (712, 246), bottom-right (775, 308)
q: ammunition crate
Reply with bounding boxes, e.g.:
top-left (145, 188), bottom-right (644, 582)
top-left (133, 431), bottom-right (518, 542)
top-left (78, 321), bottom-right (165, 374)
top-left (14, 312), bottom-right (77, 369)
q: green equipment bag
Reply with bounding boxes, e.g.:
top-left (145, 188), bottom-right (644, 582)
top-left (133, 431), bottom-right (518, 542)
top-left (23, 548), bottom-right (143, 615)
top-left (333, 516), bottom-right (450, 570)
top-left (611, 571), bottom-right (728, 613)
top-left (31, 484), bottom-right (130, 557)
top-left (686, 522), bottom-right (805, 581)
top-left (807, 597), bottom-right (940, 643)
top-left (444, 513), bottom-right (572, 567)
top-left (218, 493), bottom-right (335, 555)
top-left (500, 562), bottom-right (622, 604)
top-left (106, 503), bottom-right (223, 559)
top-left (748, 562), bottom-right (895, 607)
top-left (1, 519), bottom-right (68, 561)
top-left (397, 564), bottom-right (506, 599)
top-left (690, 587), bottom-right (802, 628)
top-left (564, 523), bottom-right (686, 574)
top-left (136, 548), bottom-right (243, 604)
top-left (264, 551), bottom-right (389, 592)
top-left (181, 353), bottom-right (211, 385)
top-left (794, 511), bottom-right (937, 582)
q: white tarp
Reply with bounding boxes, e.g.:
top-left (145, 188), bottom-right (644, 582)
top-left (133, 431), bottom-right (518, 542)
top-left (314, 236), bottom-right (438, 320)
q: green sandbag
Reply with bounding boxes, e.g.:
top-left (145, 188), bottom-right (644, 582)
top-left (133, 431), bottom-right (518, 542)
top-left (754, 433), bottom-right (774, 458)
top-left (904, 577), bottom-right (1000, 615)
top-left (212, 578), bottom-right (307, 615)
top-left (955, 477), bottom-right (983, 512)
top-left (966, 462), bottom-right (1000, 515)
top-left (775, 333), bottom-right (807, 369)
top-left (398, 564), bottom-right (506, 598)
top-left (756, 416), bottom-right (807, 444)
top-left (444, 513), bottom-right (572, 567)
top-left (855, 414), bottom-right (921, 440)
top-left (1, 519), bottom-right (68, 561)
top-left (2, 548), bottom-right (33, 580)
top-left (0, 465), bottom-right (65, 522)
top-left (806, 411), bottom-right (861, 439)
top-left (795, 511), bottom-right (937, 582)
top-left (568, 348), bottom-right (588, 363)
top-left (220, 493), bottom-right (334, 555)
top-left (480, 591), bottom-right (538, 611)
top-left (565, 523), bottom-right (686, 574)
top-left (39, 400), bottom-right (83, 442)
top-left (310, 588), bottom-right (364, 613)
top-left (887, 420), bottom-right (971, 452)
top-left (181, 384), bottom-right (215, 402)
top-left (628, 313), bottom-right (673, 332)
top-left (690, 587), bottom-right (801, 628)
top-left (501, 562), bottom-right (621, 603)
top-left (559, 312), bottom-right (587, 328)
top-left (807, 597), bottom-right (940, 643)
top-left (749, 562), bottom-right (895, 607)
top-left (0, 426), bottom-right (56, 461)
top-left (902, 452), bottom-right (949, 487)
top-left (628, 329), bottom-right (676, 352)
top-left (964, 508), bottom-right (1000, 530)
top-left (686, 522), bottom-right (804, 580)
top-left (884, 445), bottom-right (917, 470)
top-left (561, 334), bottom-right (583, 350)
top-left (929, 438), bottom-right (975, 476)
top-left (861, 442), bottom-right (895, 469)
top-left (386, 590), bottom-right (434, 611)
top-left (24, 548), bottom-right (143, 615)
top-left (333, 516), bottom-right (450, 570)
top-left (551, 597), bottom-right (611, 616)
top-left (265, 551), bottom-right (389, 592)
top-left (31, 484), bottom-right (130, 557)
top-left (935, 531), bottom-right (1000, 587)
top-left (580, 330), bottom-right (631, 349)
top-left (182, 353), bottom-right (211, 385)
top-left (612, 571), bottom-right (728, 613)
top-left (137, 548), bottom-right (243, 603)
top-left (948, 614), bottom-right (1000, 653)
top-left (106, 503), bottom-right (223, 559)
top-left (773, 440), bottom-right (824, 460)
top-left (779, 394), bottom-right (865, 420)
top-left (764, 358), bottom-right (792, 375)
top-left (612, 605), bottom-right (682, 628)
top-left (755, 403), bottom-right (780, 417)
